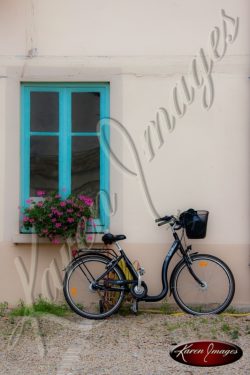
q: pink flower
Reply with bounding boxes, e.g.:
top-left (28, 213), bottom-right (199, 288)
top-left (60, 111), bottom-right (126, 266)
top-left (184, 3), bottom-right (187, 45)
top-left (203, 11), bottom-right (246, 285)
top-left (36, 190), bottom-right (46, 197)
top-left (51, 209), bottom-right (62, 216)
top-left (55, 223), bottom-right (62, 228)
top-left (66, 199), bottom-right (73, 204)
top-left (55, 194), bottom-right (61, 199)
top-left (67, 209), bottom-right (73, 213)
top-left (67, 218), bottom-right (74, 223)
top-left (85, 198), bottom-right (94, 207)
top-left (52, 238), bottom-right (60, 244)
top-left (29, 218), bottom-right (35, 223)
top-left (23, 216), bottom-right (29, 222)
top-left (79, 195), bottom-right (94, 207)
top-left (42, 229), bottom-right (48, 234)
top-left (78, 194), bottom-right (94, 207)
top-left (60, 201), bottom-right (66, 207)
top-left (26, 199), bottom-right (33, 204)
top-left (37, 201), bottom-right (44, 207)
top-left (87, 235), bottom-right (93, 241)
top-left (52, 218), bottom-right (57, 222)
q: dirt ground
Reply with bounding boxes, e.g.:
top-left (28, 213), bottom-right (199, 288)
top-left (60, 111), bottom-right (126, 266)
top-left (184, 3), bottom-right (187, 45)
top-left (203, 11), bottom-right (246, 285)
top-left (0, 310), bottom-right (249, 375)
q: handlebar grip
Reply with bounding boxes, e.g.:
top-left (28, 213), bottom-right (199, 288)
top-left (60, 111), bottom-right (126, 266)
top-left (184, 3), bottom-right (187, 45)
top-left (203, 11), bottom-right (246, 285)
top-left (155, 215), bottom-right (172, 223)
top-left (158, 221), bottom-right (167, 226)
top-left (155, 218), bottom-right (163, 223)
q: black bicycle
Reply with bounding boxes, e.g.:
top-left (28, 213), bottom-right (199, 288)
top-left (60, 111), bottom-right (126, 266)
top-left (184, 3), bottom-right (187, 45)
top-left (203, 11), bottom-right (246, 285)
top-left (63, 209), bottom-right (235, 319)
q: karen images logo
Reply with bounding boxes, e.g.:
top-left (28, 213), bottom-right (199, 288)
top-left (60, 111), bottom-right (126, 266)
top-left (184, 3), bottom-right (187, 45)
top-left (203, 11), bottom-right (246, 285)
top-left (170, 340), bottom-right (243, 367)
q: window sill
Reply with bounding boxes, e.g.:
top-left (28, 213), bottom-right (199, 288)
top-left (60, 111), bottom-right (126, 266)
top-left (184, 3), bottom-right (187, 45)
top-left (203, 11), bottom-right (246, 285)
top-left (12, 233), bottom-right (104, 245)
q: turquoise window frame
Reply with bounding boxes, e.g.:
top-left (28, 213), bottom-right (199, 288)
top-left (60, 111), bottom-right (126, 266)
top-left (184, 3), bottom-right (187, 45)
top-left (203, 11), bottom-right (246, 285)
top-left (20, 82), bottom-right (110, 233)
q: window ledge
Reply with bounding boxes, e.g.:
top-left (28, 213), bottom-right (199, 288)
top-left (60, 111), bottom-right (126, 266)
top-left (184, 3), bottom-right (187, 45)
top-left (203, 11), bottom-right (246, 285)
top-left (12, 233), bottom-right (104, 245)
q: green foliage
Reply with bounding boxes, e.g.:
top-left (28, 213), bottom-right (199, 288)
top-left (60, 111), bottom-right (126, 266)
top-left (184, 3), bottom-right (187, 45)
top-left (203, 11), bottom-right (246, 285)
top-left (220, 322), bottom-right (240, 340)
top-left (224, 306), bottom-right (240, 314)
top-left (160, 301), bottom-right (176, 314)
top-left (22, 191), bottom-right (95, 243)
top-left (0, 301), bottom-right (8, 317)
top-left (221, 323), bottom-right (231, 332)
top-left (230, 329), bottom-right (240, 340)
top-left (10, 298), bottom-right (70, 317)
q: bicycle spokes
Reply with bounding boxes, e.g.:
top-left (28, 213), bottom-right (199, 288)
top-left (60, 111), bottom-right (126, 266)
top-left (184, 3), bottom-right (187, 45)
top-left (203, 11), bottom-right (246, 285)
top-left (64, 256), bottom-right (125, 318)
top-left (172, 254), bottom-right (235, 314)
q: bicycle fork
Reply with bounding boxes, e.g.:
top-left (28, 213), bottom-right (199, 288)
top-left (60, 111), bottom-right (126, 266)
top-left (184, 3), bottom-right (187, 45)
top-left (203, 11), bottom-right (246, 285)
top-left (183, 249), bottom-right (206, 287)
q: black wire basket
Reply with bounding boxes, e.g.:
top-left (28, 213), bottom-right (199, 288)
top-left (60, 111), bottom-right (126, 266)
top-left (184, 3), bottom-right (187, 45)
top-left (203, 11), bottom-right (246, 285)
top-left (181, 209), bottom-right (209, 239)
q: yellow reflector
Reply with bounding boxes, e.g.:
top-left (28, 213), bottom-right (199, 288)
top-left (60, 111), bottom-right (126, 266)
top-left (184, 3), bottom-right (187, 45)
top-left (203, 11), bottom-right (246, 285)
top-left (198, 261), bottom-right (208, 267)
top-left (71, 287), bottom-right (77, 297)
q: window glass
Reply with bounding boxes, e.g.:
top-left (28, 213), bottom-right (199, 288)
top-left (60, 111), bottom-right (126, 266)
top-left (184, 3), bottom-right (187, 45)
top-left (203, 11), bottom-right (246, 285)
top-left (72, 92), bottom-right (100, 133)
top-left (30, 92), bottom-right (59, 132)
top-left (30, 136), bottom-right (59, 196)
top-left (71, 136), bottom-right (100, 199)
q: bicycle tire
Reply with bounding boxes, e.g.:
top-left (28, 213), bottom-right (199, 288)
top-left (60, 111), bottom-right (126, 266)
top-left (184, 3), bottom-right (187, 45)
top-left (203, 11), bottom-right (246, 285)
top-left (171, 254), bottom-right (235, 315)
top-left (63, 254), bottom-right (125, 319)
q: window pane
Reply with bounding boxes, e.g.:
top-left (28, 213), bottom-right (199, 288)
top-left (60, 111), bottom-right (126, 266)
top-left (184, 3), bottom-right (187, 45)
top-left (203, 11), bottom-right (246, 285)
top-left (30, 136), bottom-right (59, 196)
top-left (71, 137), bottom-right (100, 201)
top-left (72, 92), bottom-right (100, 132)
top-left (30, 92), bottom-right (59, 132)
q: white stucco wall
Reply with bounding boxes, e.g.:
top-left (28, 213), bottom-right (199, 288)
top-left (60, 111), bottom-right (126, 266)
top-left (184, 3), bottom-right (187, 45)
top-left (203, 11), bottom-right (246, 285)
top-left (0, 0), bottom-right (249, 305)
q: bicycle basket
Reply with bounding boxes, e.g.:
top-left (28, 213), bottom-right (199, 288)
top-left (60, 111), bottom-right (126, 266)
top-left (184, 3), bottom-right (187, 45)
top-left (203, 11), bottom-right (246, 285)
top-left (181, 209), bottom-right (209, 239)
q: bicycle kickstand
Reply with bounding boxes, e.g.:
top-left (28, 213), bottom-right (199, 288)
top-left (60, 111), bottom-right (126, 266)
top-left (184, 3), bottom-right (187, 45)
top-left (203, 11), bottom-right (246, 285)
top-left (130, 299), bottom-right (139, 314)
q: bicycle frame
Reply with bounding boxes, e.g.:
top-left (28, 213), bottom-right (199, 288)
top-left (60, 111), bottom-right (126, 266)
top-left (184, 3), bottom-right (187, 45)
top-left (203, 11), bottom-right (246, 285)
top-left (92, 231), bottom-right (200, 302)
top-left (64, 212), bottom-right (235, 318)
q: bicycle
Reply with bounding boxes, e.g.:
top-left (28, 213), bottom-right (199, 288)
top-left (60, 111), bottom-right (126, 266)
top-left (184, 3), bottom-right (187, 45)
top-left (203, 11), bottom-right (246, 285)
top-left (63, 209), bottom-right (235, 320)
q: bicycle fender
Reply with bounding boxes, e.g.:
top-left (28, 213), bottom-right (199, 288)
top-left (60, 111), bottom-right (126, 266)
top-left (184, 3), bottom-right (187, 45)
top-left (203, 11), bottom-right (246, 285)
top-left (63, 252), bottom-right (128, 285)
top-left (63, 251), bottom-right (114, 271)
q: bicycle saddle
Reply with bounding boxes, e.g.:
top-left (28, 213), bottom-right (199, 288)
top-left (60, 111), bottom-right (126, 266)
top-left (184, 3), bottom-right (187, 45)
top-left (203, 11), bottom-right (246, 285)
top-left (102, 233), bottom-right (126, 245)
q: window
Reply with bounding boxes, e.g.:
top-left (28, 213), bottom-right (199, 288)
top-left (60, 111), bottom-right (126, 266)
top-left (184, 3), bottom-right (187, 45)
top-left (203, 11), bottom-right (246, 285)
top-left (21, 83), bottom-right (110, 232)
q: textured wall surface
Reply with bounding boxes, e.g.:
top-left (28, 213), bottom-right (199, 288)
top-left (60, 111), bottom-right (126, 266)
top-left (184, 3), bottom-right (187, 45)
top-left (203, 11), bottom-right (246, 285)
top-left (0, 0), bottom-right (249, 305)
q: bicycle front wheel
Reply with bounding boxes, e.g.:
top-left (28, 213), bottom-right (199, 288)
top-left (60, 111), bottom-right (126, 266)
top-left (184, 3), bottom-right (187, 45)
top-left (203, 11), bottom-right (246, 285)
top-left (171, 254), bottom-right (235, 315)
top-left (63, 255), bottom-right (125, 319)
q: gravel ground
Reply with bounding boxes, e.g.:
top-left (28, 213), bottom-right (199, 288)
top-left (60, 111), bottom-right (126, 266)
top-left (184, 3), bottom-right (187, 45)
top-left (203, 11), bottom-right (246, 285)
top-left (0, 310), bottom-right (249, 375)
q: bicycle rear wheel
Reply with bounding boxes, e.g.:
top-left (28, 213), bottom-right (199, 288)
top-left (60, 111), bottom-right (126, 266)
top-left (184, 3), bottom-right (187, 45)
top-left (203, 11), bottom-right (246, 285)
top-left (171, 254), bottom-right (235, 315)
top-left (63, 254), bottom-right (125, 319)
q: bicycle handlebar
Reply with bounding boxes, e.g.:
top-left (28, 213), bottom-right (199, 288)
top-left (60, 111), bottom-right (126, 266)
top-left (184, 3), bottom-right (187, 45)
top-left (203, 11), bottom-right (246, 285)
top-left (155, 215), bottom-right (172, 223)
top-left (155, 215), bottom-right (182, 229)
top-left (158, 221), bottom-right (168, 226)
top-left (155, 215), bottom-right (174, 226)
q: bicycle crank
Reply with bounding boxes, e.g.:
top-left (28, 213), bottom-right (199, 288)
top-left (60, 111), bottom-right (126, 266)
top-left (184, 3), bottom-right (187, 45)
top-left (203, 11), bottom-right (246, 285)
top-left (130, 281), bottom-right (148, 299)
